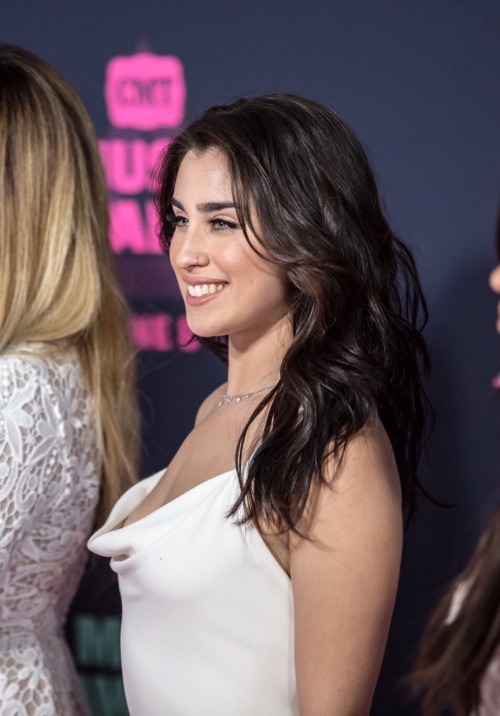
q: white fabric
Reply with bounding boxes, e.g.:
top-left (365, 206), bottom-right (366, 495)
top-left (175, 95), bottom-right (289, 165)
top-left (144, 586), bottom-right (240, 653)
top-left (478, 650), bottom-right (500, 716)
top-left (0, 348), bottom-right (100, 716)
top-left (89, 468), bottom-right (297, 716)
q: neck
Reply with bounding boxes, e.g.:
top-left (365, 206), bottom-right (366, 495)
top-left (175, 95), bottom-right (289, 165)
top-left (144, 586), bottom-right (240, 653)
top-left (225, 316), bottom-right (291, 395)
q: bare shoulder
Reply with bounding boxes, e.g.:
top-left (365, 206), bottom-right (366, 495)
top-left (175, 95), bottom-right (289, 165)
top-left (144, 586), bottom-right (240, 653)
top-left (329, 415), bottom-right (401, 499)
top-left (293, 415), bottom-right (402, 544)
top-left (194, 382), bottom-right (227, 426)
top-left (290, 415), bottom-right (403, 713)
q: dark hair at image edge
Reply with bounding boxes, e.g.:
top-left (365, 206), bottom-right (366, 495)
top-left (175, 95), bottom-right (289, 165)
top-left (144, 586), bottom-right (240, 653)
top-left (412, 207), bottom-right (500, 716)
top-left (412, 508), bottom-right (500, 715)
top-left (156, 93), bottom-right (432, 532)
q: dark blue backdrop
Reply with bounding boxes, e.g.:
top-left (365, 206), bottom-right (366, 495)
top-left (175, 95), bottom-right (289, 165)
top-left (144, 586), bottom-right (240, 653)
top-left (2, 2), bottom-right (500, 714)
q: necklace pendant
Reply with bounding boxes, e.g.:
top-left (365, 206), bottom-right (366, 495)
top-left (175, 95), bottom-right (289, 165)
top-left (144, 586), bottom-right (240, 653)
top-left (216, 382), bottom-right (277, 409)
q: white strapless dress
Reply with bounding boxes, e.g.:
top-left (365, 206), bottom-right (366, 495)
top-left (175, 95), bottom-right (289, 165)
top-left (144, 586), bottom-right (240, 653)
top-left (88, 468), bottom-right (297, 716)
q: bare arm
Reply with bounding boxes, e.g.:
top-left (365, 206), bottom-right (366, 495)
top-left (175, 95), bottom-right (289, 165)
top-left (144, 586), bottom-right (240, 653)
top-left (290, 419), bottom-right (403, 716)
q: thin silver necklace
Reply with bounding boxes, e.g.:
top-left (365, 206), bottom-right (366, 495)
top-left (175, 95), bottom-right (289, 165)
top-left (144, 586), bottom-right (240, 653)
top-left (217, 383), bottom-right (276, 408)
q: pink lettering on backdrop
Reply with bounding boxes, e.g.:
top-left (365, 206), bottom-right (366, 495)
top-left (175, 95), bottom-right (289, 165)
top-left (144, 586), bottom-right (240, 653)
top-left (177, 315), bottom-right (200, 353)
top-left (131, 314), bottom-right (174, 351)
top-left (99, 138), bottom-right (170, 195)
top-left (130, 314), bottom-right (200, 352)
top-left (109, 199), bottom-right (162, 254)
top-left (105, 53), bottom-right (186, 130)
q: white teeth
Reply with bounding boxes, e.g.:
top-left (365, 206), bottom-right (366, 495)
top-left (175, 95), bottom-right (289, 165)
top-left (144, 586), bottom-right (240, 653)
top-left (187, 283), bottom-right (225, 297)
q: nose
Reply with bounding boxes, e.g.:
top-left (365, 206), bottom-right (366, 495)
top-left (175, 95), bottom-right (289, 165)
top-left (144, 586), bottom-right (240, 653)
top-left (489, 264), bottom-right (500, 294)
top-left (170, 222), bottom-right (209, 270)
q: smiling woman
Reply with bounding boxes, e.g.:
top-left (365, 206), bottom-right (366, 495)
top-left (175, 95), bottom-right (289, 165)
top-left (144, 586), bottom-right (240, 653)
top-left (168, 149), bottom-right (288, 344)
top-left (89, 93), bottom-right (432, 716)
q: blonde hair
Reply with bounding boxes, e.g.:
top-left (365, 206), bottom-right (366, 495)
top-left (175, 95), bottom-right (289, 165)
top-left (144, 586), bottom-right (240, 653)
top-left (0, 45), bottom-right (139, 525)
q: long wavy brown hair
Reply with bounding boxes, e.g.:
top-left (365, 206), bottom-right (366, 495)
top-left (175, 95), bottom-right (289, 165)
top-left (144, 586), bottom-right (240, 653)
top-left (0, 45), bottom-right (139, 526)
top-left (157, 94), bottom-right (431, 532)
top-left (412, 212), bottom-right (500, 715)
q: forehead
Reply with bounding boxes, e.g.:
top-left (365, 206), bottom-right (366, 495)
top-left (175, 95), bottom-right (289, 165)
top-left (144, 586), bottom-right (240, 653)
top-left (174, 148), bottom-right (233, 200)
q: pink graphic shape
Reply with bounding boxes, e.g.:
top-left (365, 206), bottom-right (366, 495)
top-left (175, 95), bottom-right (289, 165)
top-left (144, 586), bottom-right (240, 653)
top-left (105, 53), bottom-right (186, 130)
top-left (109, 199), bottom-right (162, 254)
top-left (100, 138), bottom-right (170, 195)
top-left (130, 314), bottom-right (174, 352)
top-left (177, 315), bottom-right (200, 353)
top-left (129, 314), bottom-right (201, 352)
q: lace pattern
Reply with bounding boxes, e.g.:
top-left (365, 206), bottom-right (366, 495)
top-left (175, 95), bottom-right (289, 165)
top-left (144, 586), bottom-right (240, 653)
top-left (0, 348), bottom-right (101, 715)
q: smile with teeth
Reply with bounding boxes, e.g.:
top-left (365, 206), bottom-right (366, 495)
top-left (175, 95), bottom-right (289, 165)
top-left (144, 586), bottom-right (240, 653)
top-left (187, 283), bottom-right (226, 298)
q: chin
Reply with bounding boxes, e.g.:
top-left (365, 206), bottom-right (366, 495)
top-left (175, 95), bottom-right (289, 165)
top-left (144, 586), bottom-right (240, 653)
top-left (185, 321), bottom-right (223, 340)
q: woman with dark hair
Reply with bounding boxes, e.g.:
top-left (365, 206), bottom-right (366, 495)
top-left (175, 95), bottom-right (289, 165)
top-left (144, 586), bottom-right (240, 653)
top-left (89, 93), bottom-right (430, 715)
top-left (413, 217), bottom-right (500, 716)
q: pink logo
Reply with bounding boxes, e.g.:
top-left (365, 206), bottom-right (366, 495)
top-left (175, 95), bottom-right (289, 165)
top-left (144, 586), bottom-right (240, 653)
top-left (105, 53), bottom-right (186, 130)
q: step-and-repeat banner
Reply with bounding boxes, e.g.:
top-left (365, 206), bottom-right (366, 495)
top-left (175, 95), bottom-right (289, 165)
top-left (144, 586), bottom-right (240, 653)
top-left (2, 2), bottom-right (500, 714)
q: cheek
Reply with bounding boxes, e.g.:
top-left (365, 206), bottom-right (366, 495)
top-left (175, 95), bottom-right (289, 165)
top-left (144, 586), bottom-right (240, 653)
top-left (258, 270), bottom-right (287, 311)
top-left (169, 236), bottom-right (182, 270)
top-left (219, 243), bottom-right (249, 272)
top-left (490, 266), bottom-right (500, 294)
top-left (168, 234), bottom-right (179, 262)
top-left (168, 246), bottom-right (183, 285)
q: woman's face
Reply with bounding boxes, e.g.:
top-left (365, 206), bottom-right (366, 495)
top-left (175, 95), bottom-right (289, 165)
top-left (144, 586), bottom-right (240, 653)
top-left (169, 148), bottom-right (288, 343)
top-left (490, 263), bottom-right (500, 334)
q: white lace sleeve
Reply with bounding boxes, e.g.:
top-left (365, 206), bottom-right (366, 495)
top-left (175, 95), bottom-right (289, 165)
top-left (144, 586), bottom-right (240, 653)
top-left (0, 356), bottom-right (63, 581)
top-left (0, 351), bottom-right (100, 716)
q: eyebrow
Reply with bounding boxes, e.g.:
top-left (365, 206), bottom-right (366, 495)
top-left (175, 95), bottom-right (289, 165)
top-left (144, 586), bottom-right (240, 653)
top-left (171, 197), bottom-right (239, 213)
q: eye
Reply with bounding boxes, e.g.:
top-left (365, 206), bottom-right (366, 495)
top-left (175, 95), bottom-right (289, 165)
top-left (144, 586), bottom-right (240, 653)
top-left (171, 214), bottom-right (189, 229)
top-left (210, 218), bottom-right (238, 231)
top-left (164, 210), bottom-right (187, 232)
